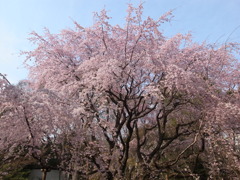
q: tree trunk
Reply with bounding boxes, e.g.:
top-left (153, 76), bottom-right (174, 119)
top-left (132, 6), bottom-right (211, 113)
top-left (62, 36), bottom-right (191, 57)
top-left (72, 171), bottom-right (79, 180)
top-left (103, 171), bottom-right (113, 180)
top-left (41, 169), bottom-right (48, 180)
top-left (165, 174), bottom-right (169, 180)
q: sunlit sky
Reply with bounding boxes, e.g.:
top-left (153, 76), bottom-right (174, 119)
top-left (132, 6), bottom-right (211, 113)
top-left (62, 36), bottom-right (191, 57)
top-left (0, 0), bottom-right (240, 84)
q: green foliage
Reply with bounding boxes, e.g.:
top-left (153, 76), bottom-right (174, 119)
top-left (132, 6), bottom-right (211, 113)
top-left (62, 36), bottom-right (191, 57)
top-left (2, 168), bottom-right (31, 180)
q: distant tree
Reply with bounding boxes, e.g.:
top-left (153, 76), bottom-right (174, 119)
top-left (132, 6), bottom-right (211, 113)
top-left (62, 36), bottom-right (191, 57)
top-left (1, 3), bottom-right (240, 180)
top-left (0, 78), bottom-right (74, 180)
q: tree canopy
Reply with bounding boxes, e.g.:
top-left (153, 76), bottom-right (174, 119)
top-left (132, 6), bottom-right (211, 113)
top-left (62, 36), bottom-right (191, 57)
top-left (1, 4), bottom-right (240, 180)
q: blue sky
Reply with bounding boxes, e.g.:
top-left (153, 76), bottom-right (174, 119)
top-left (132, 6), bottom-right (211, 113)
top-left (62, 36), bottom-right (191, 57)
top-left (0, 0), bottom-right (240, 84)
